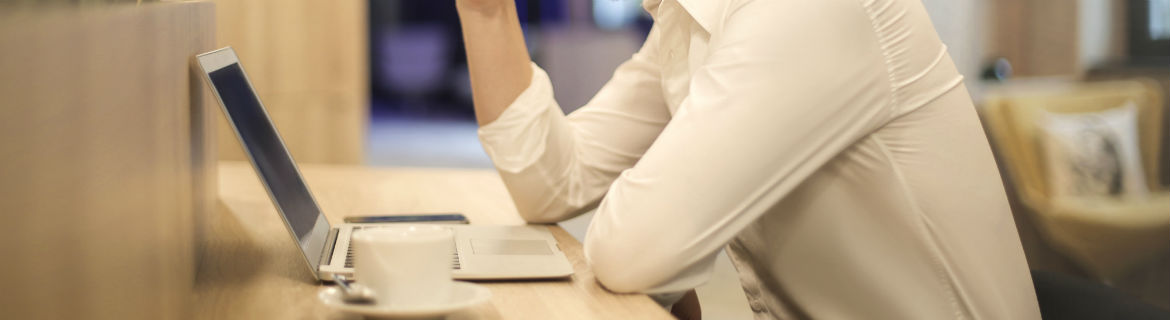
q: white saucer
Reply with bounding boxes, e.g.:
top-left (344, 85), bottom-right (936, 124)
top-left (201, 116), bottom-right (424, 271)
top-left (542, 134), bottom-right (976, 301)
top-left (318, 281), bottom-right (492, 319)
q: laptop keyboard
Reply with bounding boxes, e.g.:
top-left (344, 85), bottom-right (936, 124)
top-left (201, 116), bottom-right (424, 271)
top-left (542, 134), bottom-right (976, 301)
top-left (343, 226), bottom-right (461, 270)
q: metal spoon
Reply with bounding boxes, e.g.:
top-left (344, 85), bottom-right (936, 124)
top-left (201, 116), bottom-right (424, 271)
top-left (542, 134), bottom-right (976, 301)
top-left (333, 274), bottom-right (377, 305)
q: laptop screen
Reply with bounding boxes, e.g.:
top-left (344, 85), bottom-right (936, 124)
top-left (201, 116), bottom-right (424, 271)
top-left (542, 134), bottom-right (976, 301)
top-left (206, 61), bottom-right (331, 271)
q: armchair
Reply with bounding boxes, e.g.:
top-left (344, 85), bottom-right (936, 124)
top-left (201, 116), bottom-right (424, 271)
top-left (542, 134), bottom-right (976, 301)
top-left (982, 79), bottom-right (1170, 281)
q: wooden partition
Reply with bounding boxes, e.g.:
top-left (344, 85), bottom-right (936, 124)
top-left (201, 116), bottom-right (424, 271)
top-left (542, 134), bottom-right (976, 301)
top-left (989, 0), bottom-right (1129, 77)
top-left (213, 0), bottom-right (368, 164)
top-left (0, 3), bottom-right (216, 319)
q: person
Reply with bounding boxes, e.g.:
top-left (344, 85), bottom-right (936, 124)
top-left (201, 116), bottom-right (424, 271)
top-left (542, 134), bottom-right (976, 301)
top-left (455, 0), bottom-right (1042, 318)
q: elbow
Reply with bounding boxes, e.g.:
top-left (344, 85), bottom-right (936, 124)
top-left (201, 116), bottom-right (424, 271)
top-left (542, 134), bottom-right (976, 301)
top-left (502, 153), bottom-right (604, 224)
top-left (514, 203), bottom-right (570, 224)
top-left (505, 184), bottom-right (572, 224)
top-left (517, 205), bottom-right (591, 224)
top-left (585, 234), bottom-right (663, 293)
top-left (517, 209), bottom-right (564, 224)
top-left (513, 192), bottom-right (595, 224)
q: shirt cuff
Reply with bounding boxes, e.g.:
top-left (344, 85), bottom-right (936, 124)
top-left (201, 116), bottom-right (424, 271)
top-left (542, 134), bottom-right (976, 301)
top-left (477, 62), bottom-right (558, 173)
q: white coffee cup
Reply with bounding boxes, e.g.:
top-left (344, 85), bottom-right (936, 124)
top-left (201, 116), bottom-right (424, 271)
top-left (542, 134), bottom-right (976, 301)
top-left (351, 225), bottom-right (454, 308)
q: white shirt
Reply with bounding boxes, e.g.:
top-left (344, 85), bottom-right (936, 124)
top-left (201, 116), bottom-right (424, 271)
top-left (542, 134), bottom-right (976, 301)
top-left (478, 0), bottom-right (1042, 318)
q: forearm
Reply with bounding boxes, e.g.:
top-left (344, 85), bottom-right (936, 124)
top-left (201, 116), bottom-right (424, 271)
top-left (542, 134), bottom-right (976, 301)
top-left (456, 1), bottom-right (533, 126)
top-left (475, 27), bottom-right (670, 223)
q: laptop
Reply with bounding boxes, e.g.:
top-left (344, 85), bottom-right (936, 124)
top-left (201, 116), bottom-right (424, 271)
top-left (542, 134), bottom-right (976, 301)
top-left (195, 47), bottom-right (574, 281)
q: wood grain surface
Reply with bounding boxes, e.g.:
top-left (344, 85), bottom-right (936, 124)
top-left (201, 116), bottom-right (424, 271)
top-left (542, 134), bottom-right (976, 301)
top-left (196, 162), bottom-right (671, 319)
top-left (211, 0), bottom-right (368, 164)
top-left (0, 2), bottom-right (216, 319)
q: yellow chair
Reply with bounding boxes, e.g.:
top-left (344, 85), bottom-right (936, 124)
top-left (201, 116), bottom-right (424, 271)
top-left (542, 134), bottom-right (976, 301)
top-left (983, 79), bottom-right (1170, 281)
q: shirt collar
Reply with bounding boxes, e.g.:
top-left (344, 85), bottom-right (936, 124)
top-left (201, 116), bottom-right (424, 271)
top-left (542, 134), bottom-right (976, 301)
top-left (642, 0), bottom-right (721, 33)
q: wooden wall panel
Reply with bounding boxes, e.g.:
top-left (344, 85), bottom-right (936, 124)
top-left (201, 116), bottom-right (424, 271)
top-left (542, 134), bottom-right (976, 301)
top-left (212, 0), bottom-right (368, 164)
top-left (990, 0), bottom-right (1128, 77)
top-left (0, 3), bottom-right (216, 319)
top-left (1026, 0), bottom-right (1080, 76)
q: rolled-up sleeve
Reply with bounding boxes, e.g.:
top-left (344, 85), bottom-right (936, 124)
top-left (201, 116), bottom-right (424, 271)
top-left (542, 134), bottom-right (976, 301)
top-left (478, 26), bottom-right (671, 224)
top-left (477, 63), bottom-right (560, 173)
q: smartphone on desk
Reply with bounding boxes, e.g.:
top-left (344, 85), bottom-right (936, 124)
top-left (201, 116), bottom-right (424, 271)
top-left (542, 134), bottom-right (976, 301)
top-left (343, 213), bottom-right (470, 224)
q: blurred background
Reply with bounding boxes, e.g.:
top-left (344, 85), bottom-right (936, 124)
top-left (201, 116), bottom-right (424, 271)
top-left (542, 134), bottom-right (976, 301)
top-left (364, 0), bottom-right (651, 168)
top-left (2, 0), bottom-right (1168, 319)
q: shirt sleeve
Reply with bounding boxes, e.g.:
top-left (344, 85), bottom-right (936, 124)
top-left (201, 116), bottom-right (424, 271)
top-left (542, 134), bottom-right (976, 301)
top-left (583, 0), bottom-right (895, 294)
top-left (478, 26), bottom-right (671, 224)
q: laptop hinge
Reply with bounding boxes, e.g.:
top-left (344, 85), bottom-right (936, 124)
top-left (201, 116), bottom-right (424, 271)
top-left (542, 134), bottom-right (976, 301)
top-left (319, 227), bottom-right (340, 267)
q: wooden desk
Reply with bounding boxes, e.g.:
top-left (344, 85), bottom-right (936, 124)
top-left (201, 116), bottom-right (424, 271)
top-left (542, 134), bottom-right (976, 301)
top-left (195, 162), bottom-right (671, 319)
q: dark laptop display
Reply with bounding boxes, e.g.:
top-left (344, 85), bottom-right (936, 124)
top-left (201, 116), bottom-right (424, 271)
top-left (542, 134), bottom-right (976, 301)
top-left (206, 62), bottom-right (329, 268)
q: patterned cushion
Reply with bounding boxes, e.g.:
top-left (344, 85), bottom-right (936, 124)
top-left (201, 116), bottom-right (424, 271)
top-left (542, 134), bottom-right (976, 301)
top-left (1038, 101), bottom-right (1149, 199)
